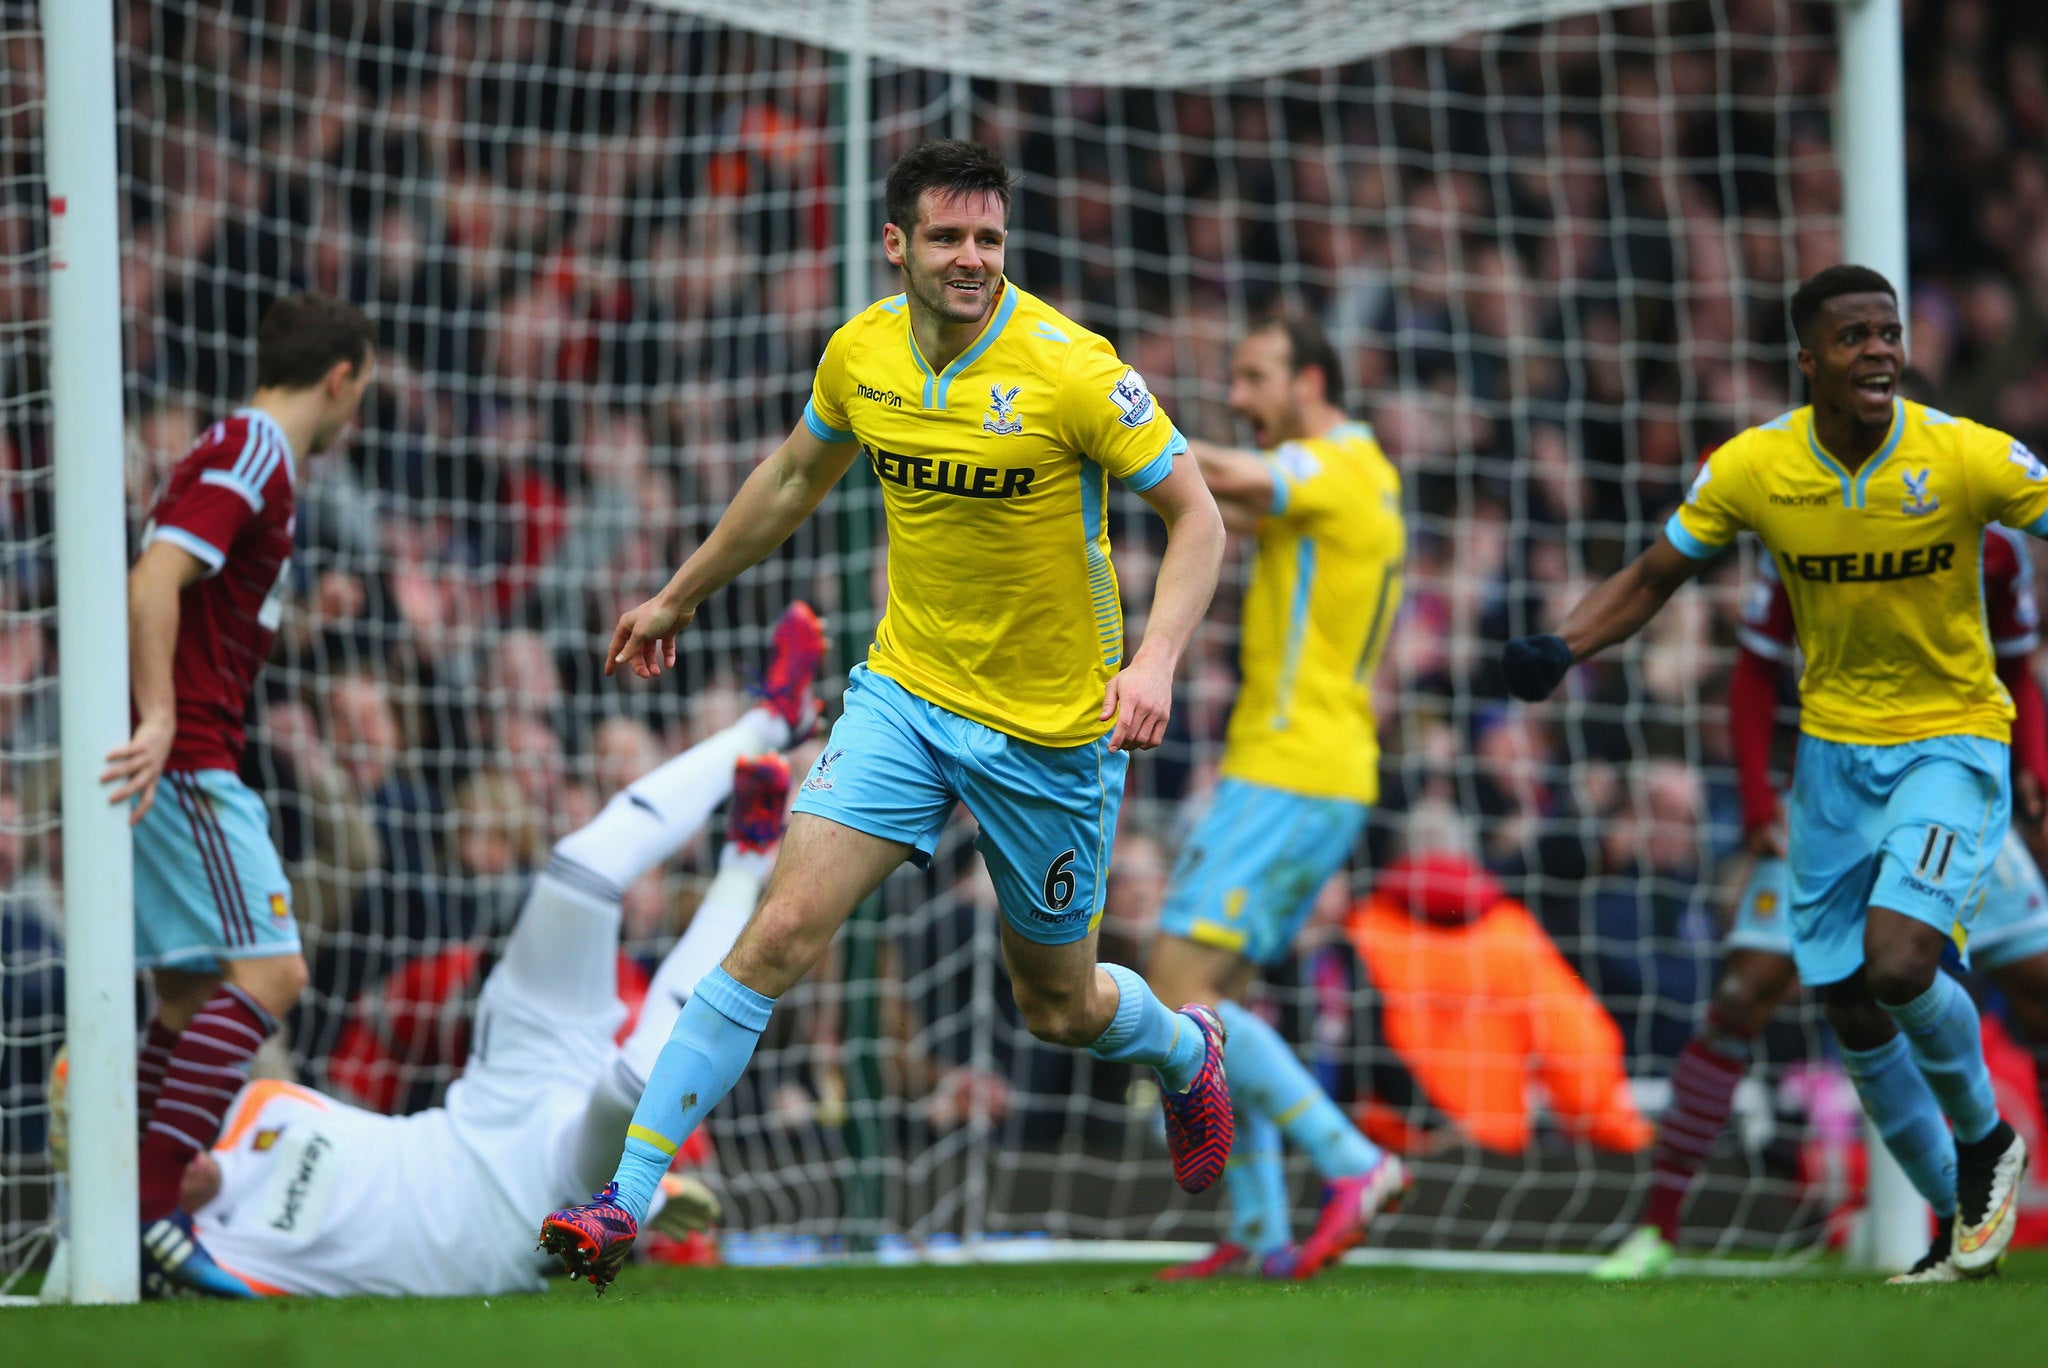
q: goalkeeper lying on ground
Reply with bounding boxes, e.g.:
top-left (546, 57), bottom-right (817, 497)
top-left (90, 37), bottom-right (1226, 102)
top-left (51, 603), bottom-right (825, 1298)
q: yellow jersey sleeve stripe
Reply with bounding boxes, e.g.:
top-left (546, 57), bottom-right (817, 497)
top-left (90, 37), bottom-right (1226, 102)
top-left (1664, 512), bottom-right (1722, 560)
top-left (803, 398), bottom-right (853, 444)
top-left (1125, 427), bottom-right (1186, 492)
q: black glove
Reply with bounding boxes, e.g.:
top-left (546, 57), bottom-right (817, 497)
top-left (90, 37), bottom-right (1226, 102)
top-left (1502, 633), bottom-right (1574, 701)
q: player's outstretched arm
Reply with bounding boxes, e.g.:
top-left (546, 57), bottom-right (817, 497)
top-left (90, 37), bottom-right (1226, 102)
top-left (102, 539), bottom-right (207, 821)
top-left (1502, 532), bottom-right (1701, 702)
top-left (607, 425), bottom-right (858, 679)
top-left (1104, 459), bottom-right (1225, 750)
top-left (1185, 438), bottom-right (1273, 534)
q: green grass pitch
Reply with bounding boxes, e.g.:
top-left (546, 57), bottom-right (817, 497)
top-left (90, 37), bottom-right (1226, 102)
top-left (12, 1255), bottom-right (2048, 1367)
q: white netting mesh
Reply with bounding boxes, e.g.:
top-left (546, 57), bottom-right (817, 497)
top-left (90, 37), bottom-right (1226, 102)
top-left (0, 5), bottom-right (60, 1294)
top-left (7, 0), bottom-right (1885, 1280)
top-left (637, 0), bottom-right (1621, 88)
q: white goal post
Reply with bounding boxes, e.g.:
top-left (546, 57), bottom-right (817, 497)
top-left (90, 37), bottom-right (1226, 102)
top-left (1831, 0), bottom-right (1919, 1275)
top-left (42, 0), bottom-right (138, 1307)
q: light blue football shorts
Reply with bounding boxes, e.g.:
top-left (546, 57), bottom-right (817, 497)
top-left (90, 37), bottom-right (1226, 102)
top-left (1157, 776), bottom-right (1369, 967)
top-left (1964, 828), bottom-right (2048, 971)
top-left (134, 768), bottom-right (298, 971)
top-left (791, 665), bottom-right (1129, 946)
top-left (1785, 734), bottom-right (2010, 986)
top-left (1726, 828), bottom-right (2048, 973)
top-left (1724, 854), bottom-right (1794, 956)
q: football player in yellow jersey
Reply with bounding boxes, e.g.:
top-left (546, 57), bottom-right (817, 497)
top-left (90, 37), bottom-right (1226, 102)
top-left (1145, 315), bottom-right (1411, 1282)
top-left (539, 141), bottom-right (1231, 1290)
top-left (1504, 265), bottom-right (2036, 1277)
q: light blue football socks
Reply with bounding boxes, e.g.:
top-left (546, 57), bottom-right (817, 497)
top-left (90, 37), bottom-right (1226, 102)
top-left (1216, 999), bottom-right (1381, 1179)
top-left (1840, 1033), bottom-right (1957, 1216)
top-left (611, 966), bottom-right (775, 1223)
top-left (1223, 1108), bottom-right (1292, 1255)
top-left (1881, 973), bottom-right (2000, 1145)
top-left (1089, 963), bottom-right (1206, 1092)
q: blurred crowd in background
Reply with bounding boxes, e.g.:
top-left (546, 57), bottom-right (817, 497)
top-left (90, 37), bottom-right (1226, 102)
top-left (4, 0), bottom-right (2048, 1177)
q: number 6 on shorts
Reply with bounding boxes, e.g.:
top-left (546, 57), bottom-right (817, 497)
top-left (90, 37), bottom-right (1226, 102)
top-left (1043, 849), bottom-right (1077, 911)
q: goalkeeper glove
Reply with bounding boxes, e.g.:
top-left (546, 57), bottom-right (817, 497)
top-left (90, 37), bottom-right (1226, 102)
top-left (1502, 634), bottom-right (1574, 701)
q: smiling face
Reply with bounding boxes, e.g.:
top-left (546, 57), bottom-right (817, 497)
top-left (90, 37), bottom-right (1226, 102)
top-left (1798, 291), bottom-right (1904, 429)
top-left (884, 188), bottom-right (1007, 329)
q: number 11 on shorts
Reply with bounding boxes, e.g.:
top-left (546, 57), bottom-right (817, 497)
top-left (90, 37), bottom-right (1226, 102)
top-left (1917, 824), bottom-right (1958, 883)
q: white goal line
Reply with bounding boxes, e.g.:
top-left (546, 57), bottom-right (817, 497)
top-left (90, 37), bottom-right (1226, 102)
top-left (784, 1239), bottom-right (1821, 1278)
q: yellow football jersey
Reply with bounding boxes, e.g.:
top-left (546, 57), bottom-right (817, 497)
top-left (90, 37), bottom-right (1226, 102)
top-left (1220, 422), bottom-right (1405, 804)
top-left (805, 282), bottom-right (1185, 746)
top-left (1668, 399), bottom-right (2048, 746)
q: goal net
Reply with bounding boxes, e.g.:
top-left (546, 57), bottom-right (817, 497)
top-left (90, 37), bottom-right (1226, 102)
top-left (0, 1), bottom-right (62, 1295)
top-left (7, 0), bottom-right (1859, 1279)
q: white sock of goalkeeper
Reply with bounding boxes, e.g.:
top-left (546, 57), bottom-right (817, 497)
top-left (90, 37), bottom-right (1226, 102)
top-left (612, 845), bottom-right (775, 1096)
top-left (551, 705), bottom-right (786, 891)
top-left (503, 708), bottom-right (784, 1031)
top-left (569, 847), bottom-right (769, 1194)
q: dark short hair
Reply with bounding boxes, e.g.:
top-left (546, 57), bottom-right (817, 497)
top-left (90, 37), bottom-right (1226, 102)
top-left (1788, 265), bottom-right (1896, 349)
top-left (883, 140), bottom-right (1013, 235)
top-left (255, 293), bottom-right (374, 390)
top-left (1253, 310), bottom-right (1346, 411)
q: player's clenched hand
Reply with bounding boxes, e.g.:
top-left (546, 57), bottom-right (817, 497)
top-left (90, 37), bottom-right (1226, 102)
top-left (1501, 633), bottom-right (1574, 701)
top-left (1102, 654), bottom-right (1173, 751)
top-left (102, 714), bottom-right (175, 823)
top-left (606, 592), bottom-right (695, 679)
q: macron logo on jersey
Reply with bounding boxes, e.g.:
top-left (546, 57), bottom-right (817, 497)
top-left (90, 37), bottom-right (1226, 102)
top-left (1779, 542), bottom-right (1955, 584)
top-left (868, 446), bottom-right (1036, 500)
